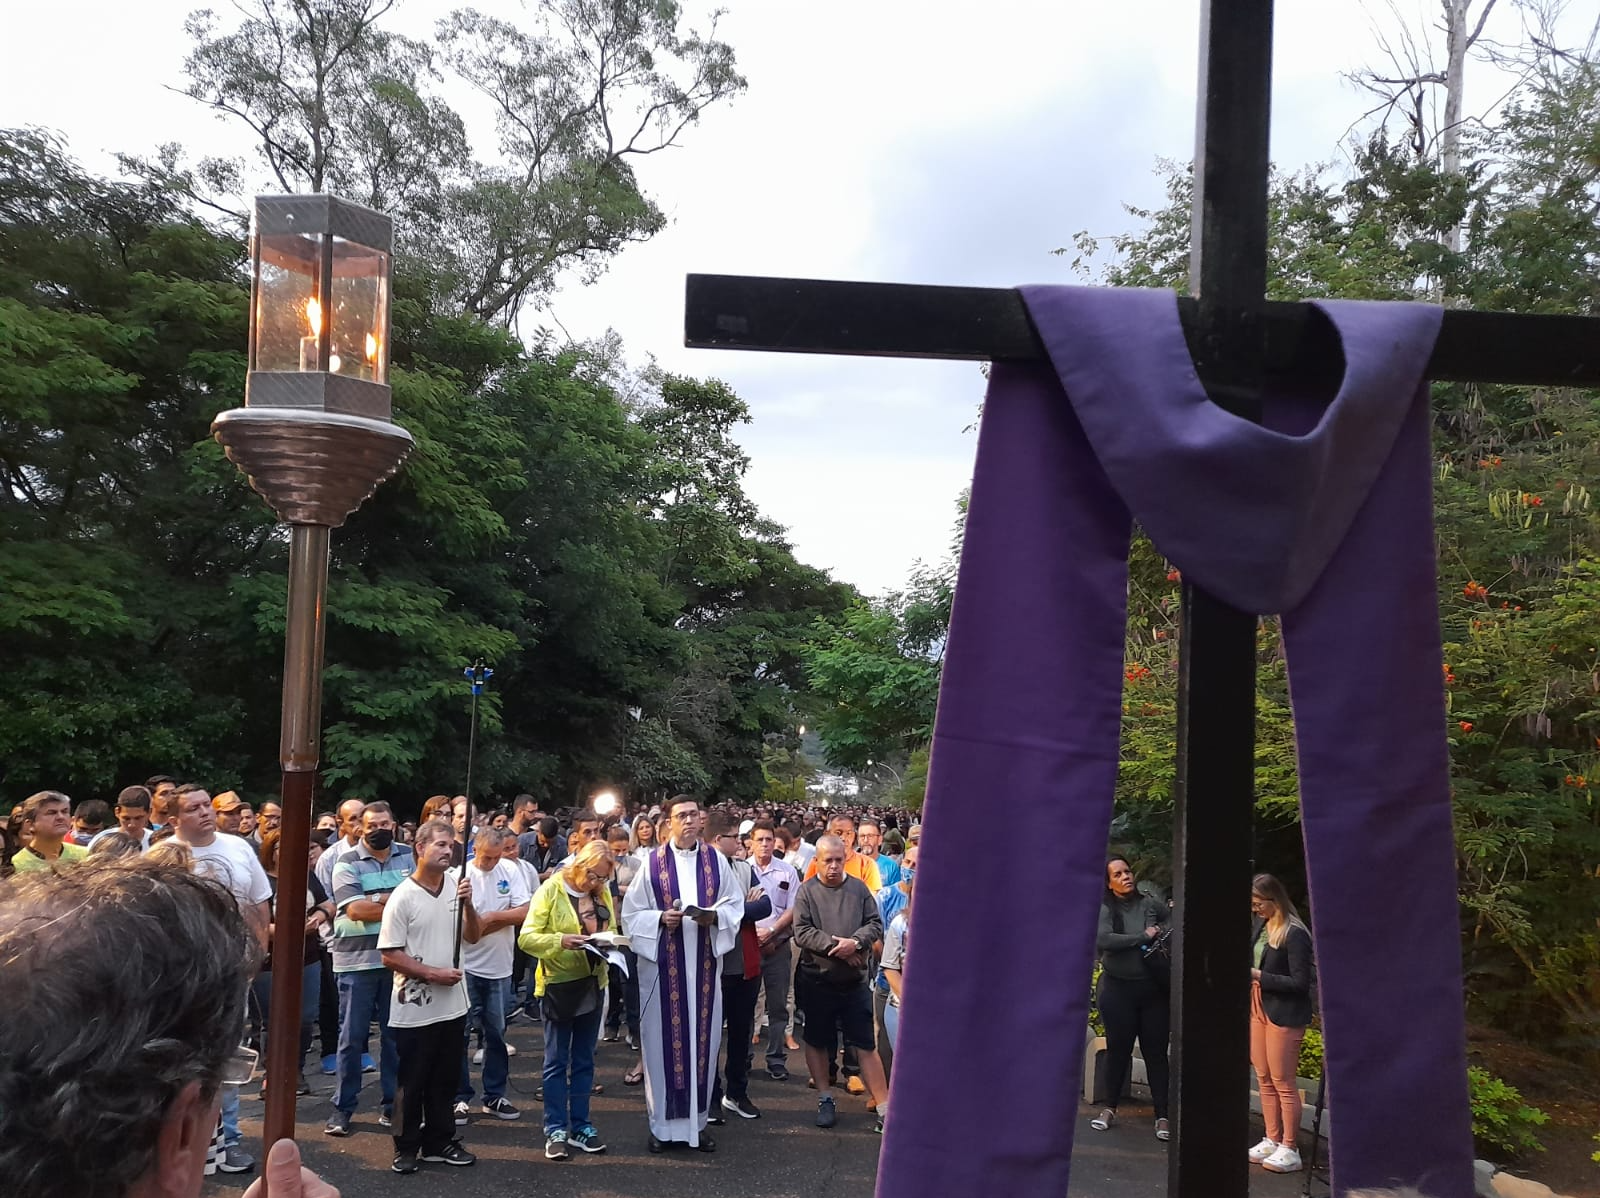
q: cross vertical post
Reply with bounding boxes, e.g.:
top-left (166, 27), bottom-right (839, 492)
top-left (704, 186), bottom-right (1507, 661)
top-left (1168, 3), bottom-right (1274, 1196)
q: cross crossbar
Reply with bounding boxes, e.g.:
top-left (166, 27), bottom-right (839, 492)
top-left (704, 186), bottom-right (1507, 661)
top-left (685, 274), bottom-right (1600, 387)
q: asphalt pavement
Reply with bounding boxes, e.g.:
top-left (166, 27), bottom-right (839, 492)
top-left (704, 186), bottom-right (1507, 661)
top-left (206, 1016), bottom-right (1314, 1198)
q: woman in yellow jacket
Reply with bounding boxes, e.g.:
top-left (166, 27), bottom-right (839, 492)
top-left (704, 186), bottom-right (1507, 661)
top-left (519, 839), bottom-right (617, 1161)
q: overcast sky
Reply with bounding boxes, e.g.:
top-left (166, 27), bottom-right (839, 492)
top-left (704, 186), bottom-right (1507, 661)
top-left (0, 0), bottom-right (1554, 595)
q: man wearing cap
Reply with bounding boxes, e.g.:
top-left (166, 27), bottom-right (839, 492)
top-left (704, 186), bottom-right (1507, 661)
top-left (212, 791), bottom-right (246, 836)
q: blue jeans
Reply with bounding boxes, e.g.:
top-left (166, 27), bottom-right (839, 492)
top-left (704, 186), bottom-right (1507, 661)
top-left (221, 1085), bottom-right (242, 1147)
top-left (884, 1000), bottom-right (901, 1051)
top-left (250, 960), bottom-right (321, 1072)
top-left (334, 968), bottom-right (398, 1115)
top-left (542, 1005), bottom-right (602, 1136)
top-left (457, 974), bottom-right (510, 1103)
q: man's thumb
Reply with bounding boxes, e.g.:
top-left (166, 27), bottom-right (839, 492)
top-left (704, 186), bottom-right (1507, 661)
top-left (264, 1138), bottom-right (304, 1195)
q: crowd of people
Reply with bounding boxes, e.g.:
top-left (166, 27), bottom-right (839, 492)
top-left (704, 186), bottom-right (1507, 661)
top-left (0, 781), bottom-right (922, 1180)
top-left (2, 779), bottom-right (1320, 1187)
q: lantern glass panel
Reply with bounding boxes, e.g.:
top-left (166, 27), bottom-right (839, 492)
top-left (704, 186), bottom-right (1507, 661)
top-left (254, 232), bottom-right (326, 373)
top-left (330, 237), bottom-right (389, 385)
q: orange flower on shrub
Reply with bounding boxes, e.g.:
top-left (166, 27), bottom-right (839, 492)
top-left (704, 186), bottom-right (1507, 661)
top-left (1458, 721), bottom-right (1473, 733)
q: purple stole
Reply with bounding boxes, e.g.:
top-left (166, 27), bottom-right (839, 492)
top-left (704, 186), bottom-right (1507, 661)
top-left (877, 289), bottom-right (1474, 1198)
top-left (648, 843), bottom-right (721, 1120)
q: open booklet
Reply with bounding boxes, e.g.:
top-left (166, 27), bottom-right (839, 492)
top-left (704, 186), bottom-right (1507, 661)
top-left (579, 939), bottom-right (630, 976)
top-left (680, 896), bottom-right (739, 921)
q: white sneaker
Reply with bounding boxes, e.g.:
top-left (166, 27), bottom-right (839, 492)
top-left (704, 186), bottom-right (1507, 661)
top-left (1248, 1137), bottom-right (1278, 1163)
top-left (1262, 1144), bottom-right (1302, 1173)
top-left (472, 1048), bottom-right (484, 1065)
top-left (506, 1043), bottom-right (516, 1057)
top-left (1090, 1108), bottom-right (1115, 1131)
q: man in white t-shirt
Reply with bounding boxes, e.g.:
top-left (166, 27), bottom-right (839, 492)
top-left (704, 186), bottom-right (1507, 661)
top-left (379, 819), bottom-right (482, 1174)
top-left (454, 828), bottom-right (530, 1123)
top-left (87, 785), bottom-right (156, 851)
top-left (172, 784), bottom-right (273, 1176)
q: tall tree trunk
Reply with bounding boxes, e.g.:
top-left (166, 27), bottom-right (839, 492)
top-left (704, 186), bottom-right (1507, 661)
top-left (1442, 0), bottom-right (1471, 254)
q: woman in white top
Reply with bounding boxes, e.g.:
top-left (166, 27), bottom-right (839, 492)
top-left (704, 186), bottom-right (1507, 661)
top-left (629, 814), bottom-right (658, 863)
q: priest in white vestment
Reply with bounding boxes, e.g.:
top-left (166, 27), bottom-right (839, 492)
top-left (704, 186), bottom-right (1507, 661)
top-left (621, 795), bottom-right (743, 1151)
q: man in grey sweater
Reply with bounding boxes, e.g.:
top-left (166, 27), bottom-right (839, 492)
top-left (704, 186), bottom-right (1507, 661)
top-left (793, 834), bottom-right (889, 1132)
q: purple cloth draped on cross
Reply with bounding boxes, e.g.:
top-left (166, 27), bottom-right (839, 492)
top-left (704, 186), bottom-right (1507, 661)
top-left (876, 288), bottom-right (1474, 1198)
top-left (648, 843), bottom-right (721, 1121)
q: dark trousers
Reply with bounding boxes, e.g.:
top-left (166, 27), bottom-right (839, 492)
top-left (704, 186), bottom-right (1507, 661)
top-left (317, 953), bottom-right (339, 1059)
top-left (604, 950), bottom-right (640, 1039)
top-left (712, 971), bottom-right (762, 1106)
top-left (512, 946), bottom-right (534, 1011)
top-left (1098, 972), bottom-right (1170, 1119)
top-left (393, 1015), bottom-right (466, 1156)
top-left (759, 941), bottom-right (793, 1066)
top-left (250, 961), bottom-right (321, 1072)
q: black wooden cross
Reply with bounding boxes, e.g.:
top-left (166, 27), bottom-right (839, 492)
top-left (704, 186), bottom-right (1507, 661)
top-left (683, 4), bottom-right (1600, 1196)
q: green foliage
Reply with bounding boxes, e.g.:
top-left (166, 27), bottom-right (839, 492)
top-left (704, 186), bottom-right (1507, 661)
top-left (1068, 49), bottom-right (1600, 1065)
top-left (800, 498), bottom-right (960, 780)
top-left (1297, 1023), bottom-right (1324, 1080)
top-left (801, 603), bottom-right (940, 772)
top-left (0, 128), bottom-right (853, 814)
top-left (1469, 1065), bottom-right (1550, 1159)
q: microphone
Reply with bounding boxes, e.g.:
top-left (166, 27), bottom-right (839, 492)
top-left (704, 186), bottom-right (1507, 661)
top-left (671, 899), bottom-right (683, 911)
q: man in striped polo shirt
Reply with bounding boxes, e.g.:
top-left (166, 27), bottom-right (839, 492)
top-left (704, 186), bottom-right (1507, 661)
top-left (325, 801), bottom-right (414, 1137)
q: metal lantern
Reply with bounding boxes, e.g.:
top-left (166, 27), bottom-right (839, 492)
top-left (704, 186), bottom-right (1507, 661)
top-left (247, 194), bottom-right (392, 413)
top-left (212, 194), bottom-right (414, 1166)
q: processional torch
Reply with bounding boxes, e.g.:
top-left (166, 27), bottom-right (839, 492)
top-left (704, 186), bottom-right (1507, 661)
top-left (212, 195), bottom-right (412, 1177)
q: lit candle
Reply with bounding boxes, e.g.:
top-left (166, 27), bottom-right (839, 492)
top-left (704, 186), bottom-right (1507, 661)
top-left (365, 332), bottom-right (379, 363)
top-left (299, 296), bottom-right (323, 371)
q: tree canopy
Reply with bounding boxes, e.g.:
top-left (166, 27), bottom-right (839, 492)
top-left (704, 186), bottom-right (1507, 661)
top-left (0, 125), bottom-right (850, 812)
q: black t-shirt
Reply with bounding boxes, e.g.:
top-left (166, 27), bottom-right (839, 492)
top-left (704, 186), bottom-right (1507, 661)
top-left (265, 870), bottom-right (330, 969)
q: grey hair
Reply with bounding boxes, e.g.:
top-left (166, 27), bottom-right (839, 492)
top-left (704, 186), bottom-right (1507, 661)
top-left (0, 858), bottom-right (254, 1198)
top-left (476, 826), bottom-right (514, 849)
top-left (20, 790), bottom-right (71, 821)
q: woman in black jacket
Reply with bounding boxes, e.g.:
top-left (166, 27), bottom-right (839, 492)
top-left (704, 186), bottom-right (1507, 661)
top-left (1247, 872), bottom-right (1315, 1174)
top-left (1090, 857), bottom-right (1170, 1140)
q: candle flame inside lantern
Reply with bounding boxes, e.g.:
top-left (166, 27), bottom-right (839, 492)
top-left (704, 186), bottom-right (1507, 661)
top-left (365, 332), bottom-right (379, 361)
top-left (305, 295), bottom-right (323, 336)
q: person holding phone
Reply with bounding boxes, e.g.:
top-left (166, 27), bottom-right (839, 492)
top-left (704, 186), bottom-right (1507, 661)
top-left (1091, 857), bottom-right (1171, 1141)
top-left (1247, 873), bottom-right (1315, 1174)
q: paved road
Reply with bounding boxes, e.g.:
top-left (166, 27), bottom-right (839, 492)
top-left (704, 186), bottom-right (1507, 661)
top-left (207, 1017), bottom-right (1314, 1198)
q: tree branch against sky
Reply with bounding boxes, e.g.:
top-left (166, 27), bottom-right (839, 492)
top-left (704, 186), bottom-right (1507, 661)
top-left (172, 0), bottom-right (745, 325)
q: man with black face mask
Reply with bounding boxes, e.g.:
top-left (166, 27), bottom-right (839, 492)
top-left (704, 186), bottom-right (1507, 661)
top-left (326, 801), bottom-right (415, 1137)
